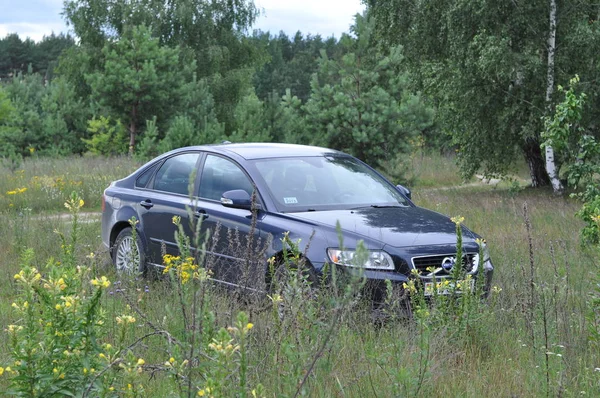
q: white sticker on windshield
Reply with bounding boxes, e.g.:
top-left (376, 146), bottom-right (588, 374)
top-left (284, 197), bottom-right (298, 204)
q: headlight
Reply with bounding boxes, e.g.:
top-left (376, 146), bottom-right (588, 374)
top-left (468, 239), bottom-right (491, 275)
top-left (480, 239), bottom-right (491, 262)
top-left (327, 248), bottom-right (395, 270)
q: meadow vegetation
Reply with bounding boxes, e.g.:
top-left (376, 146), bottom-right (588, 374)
top-left (0, 154), bottom-right (598, 396)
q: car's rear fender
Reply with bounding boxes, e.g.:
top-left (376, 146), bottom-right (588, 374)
top-left (108, 205), bottom-right (148, 257)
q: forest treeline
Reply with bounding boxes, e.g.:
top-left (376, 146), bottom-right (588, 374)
top-left (0, 0), bottom-right (599, 187)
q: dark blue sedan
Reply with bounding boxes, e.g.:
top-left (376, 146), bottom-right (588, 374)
top-left (101, 143), bottom-right (493, 298)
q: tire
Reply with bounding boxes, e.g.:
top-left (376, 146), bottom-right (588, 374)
top-left (268, 259), bottom-right (318, 321)
top-left (113, 227), bottom-right (146, 275)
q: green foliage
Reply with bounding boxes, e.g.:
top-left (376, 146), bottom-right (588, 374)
top-left (542, 76), bottom-right (600, 243)
top-left (135, 117), bottom-right (161, 161)
top-left (367, 0), bottom-right (600, 186)
top-left (589, 268), bottom-right (600, 351)
top-left (1, 156), bottom-right (600, 395)
top-left (64, 0), bottom-right (263, 134)
top-left (159, 116), bottom-right (199, 152)
top-left (0, 33), bottom-right (75, 80)
top-left (279, 89), bottom-right (306, 143)
top-left (252, 31), bottom-right (342, 103)
top-left (0, 87), bottom-right (18, 159)
top-left (85, 25), bottom-right (195, 153)
top-left (0, 86), bottom-right (13, 122)
top-left (305, 14), bottom-right (433, 171)
top-left (1, 73), bottom-right (89, 157)
top-left (5, 195), bottom-right (113, 396)
top-left (82, 116), bottom-right (128, 156)
top-left (178, 77), bottom-right (223, 140)
top-left (541, 76), bottom-right (588, 166)
top-left (230, 92), bottom-right (273, 142)
top-left (40, 77), bottom-right (90, 155)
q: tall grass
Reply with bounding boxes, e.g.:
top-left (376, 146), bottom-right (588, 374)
top-left (0, 155), bottom-right (139, 212)
top-left (0, 155), bottom-right (598, 396)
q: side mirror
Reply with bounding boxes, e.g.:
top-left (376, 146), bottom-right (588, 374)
top-left (396, 184), bottom-right (412, 200)
top-left (221, 189), bottom-right (252, 210)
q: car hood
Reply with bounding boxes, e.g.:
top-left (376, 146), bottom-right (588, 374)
top-left (285, 206), bottom-right (475, 248)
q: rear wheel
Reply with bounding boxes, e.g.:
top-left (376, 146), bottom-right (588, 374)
top-left (113, 227), bottom-right (145, 275)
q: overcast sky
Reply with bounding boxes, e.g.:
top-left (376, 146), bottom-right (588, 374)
top-left (0, 0), bottom-right (365, 42)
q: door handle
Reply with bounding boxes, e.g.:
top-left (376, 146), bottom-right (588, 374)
top-left (140, 200), bottom-right (153, 209)
top-left (194, 209), bottom-right (209, 220)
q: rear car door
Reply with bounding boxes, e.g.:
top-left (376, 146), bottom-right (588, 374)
top-left (138, 152), bottom-right (202, 265)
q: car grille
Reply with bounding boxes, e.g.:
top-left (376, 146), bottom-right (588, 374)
top-left (411, 253), bottom-right (478, 276)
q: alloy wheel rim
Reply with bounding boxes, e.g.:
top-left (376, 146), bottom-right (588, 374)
top-left (115, 236), bottom-right (140, 273)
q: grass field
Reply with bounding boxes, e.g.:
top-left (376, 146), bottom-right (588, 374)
top-left (0, 154), bottom-right (598, 397)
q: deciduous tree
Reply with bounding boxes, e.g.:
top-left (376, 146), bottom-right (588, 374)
top-left (366, 0), bottom-right (600, 187)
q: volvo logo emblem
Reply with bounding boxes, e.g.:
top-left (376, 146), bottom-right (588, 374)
top-left (441, 256), bottom-right (456, 272)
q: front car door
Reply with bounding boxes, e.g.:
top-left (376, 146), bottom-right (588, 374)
top-left (195, 154), bottom-right (264, 289)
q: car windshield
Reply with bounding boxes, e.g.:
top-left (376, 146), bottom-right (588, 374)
top-left (252, 156), bottom-right (410, 212)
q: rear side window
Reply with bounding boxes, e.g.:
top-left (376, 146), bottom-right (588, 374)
top-left (153, 153), bottom-right (200, 195)
top-left (135, 162), bottom-right (160, 188)
top-left (199, 155), bottom-right (253, 201)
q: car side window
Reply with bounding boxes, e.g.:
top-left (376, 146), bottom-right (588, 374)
top-left (153, 153), bottom-right (200, 195)
top-left (135, 162), bottom-right (160, 188)
top-left (199, 155), bottom-right (253, 201)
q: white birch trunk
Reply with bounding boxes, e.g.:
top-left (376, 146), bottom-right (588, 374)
top-left (545, 0), bottom-right (563, 193)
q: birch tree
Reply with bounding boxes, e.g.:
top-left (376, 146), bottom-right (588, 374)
top-left (366, 0), bottom-right (600, 187)
top-left (544, 0), bottom-right (563, 193)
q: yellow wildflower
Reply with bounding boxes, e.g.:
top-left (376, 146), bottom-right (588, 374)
top-left (116, 315), bottom-right (136, 324)
top-left (7, 325), bottom-right (23, 333)
top-left (451, 215), bottom-right (465, 225)
top-left (91, 276), bottom-right (111, 288)
top-left (137, 358), bottom-right (145, 366)
top-left (268, 294), bottom-right (283, 304)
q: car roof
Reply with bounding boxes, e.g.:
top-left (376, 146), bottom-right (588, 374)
top-left (181, 143), bottom-right (345, 160)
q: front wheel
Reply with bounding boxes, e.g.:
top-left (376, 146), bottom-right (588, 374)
top-left (113, 227), bottom-right (145, 275)
top-left (267, 259), bottom-right (318, 321)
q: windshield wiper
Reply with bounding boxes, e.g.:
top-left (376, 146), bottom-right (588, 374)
top-left (350, 204), bottom-right (404, 210)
